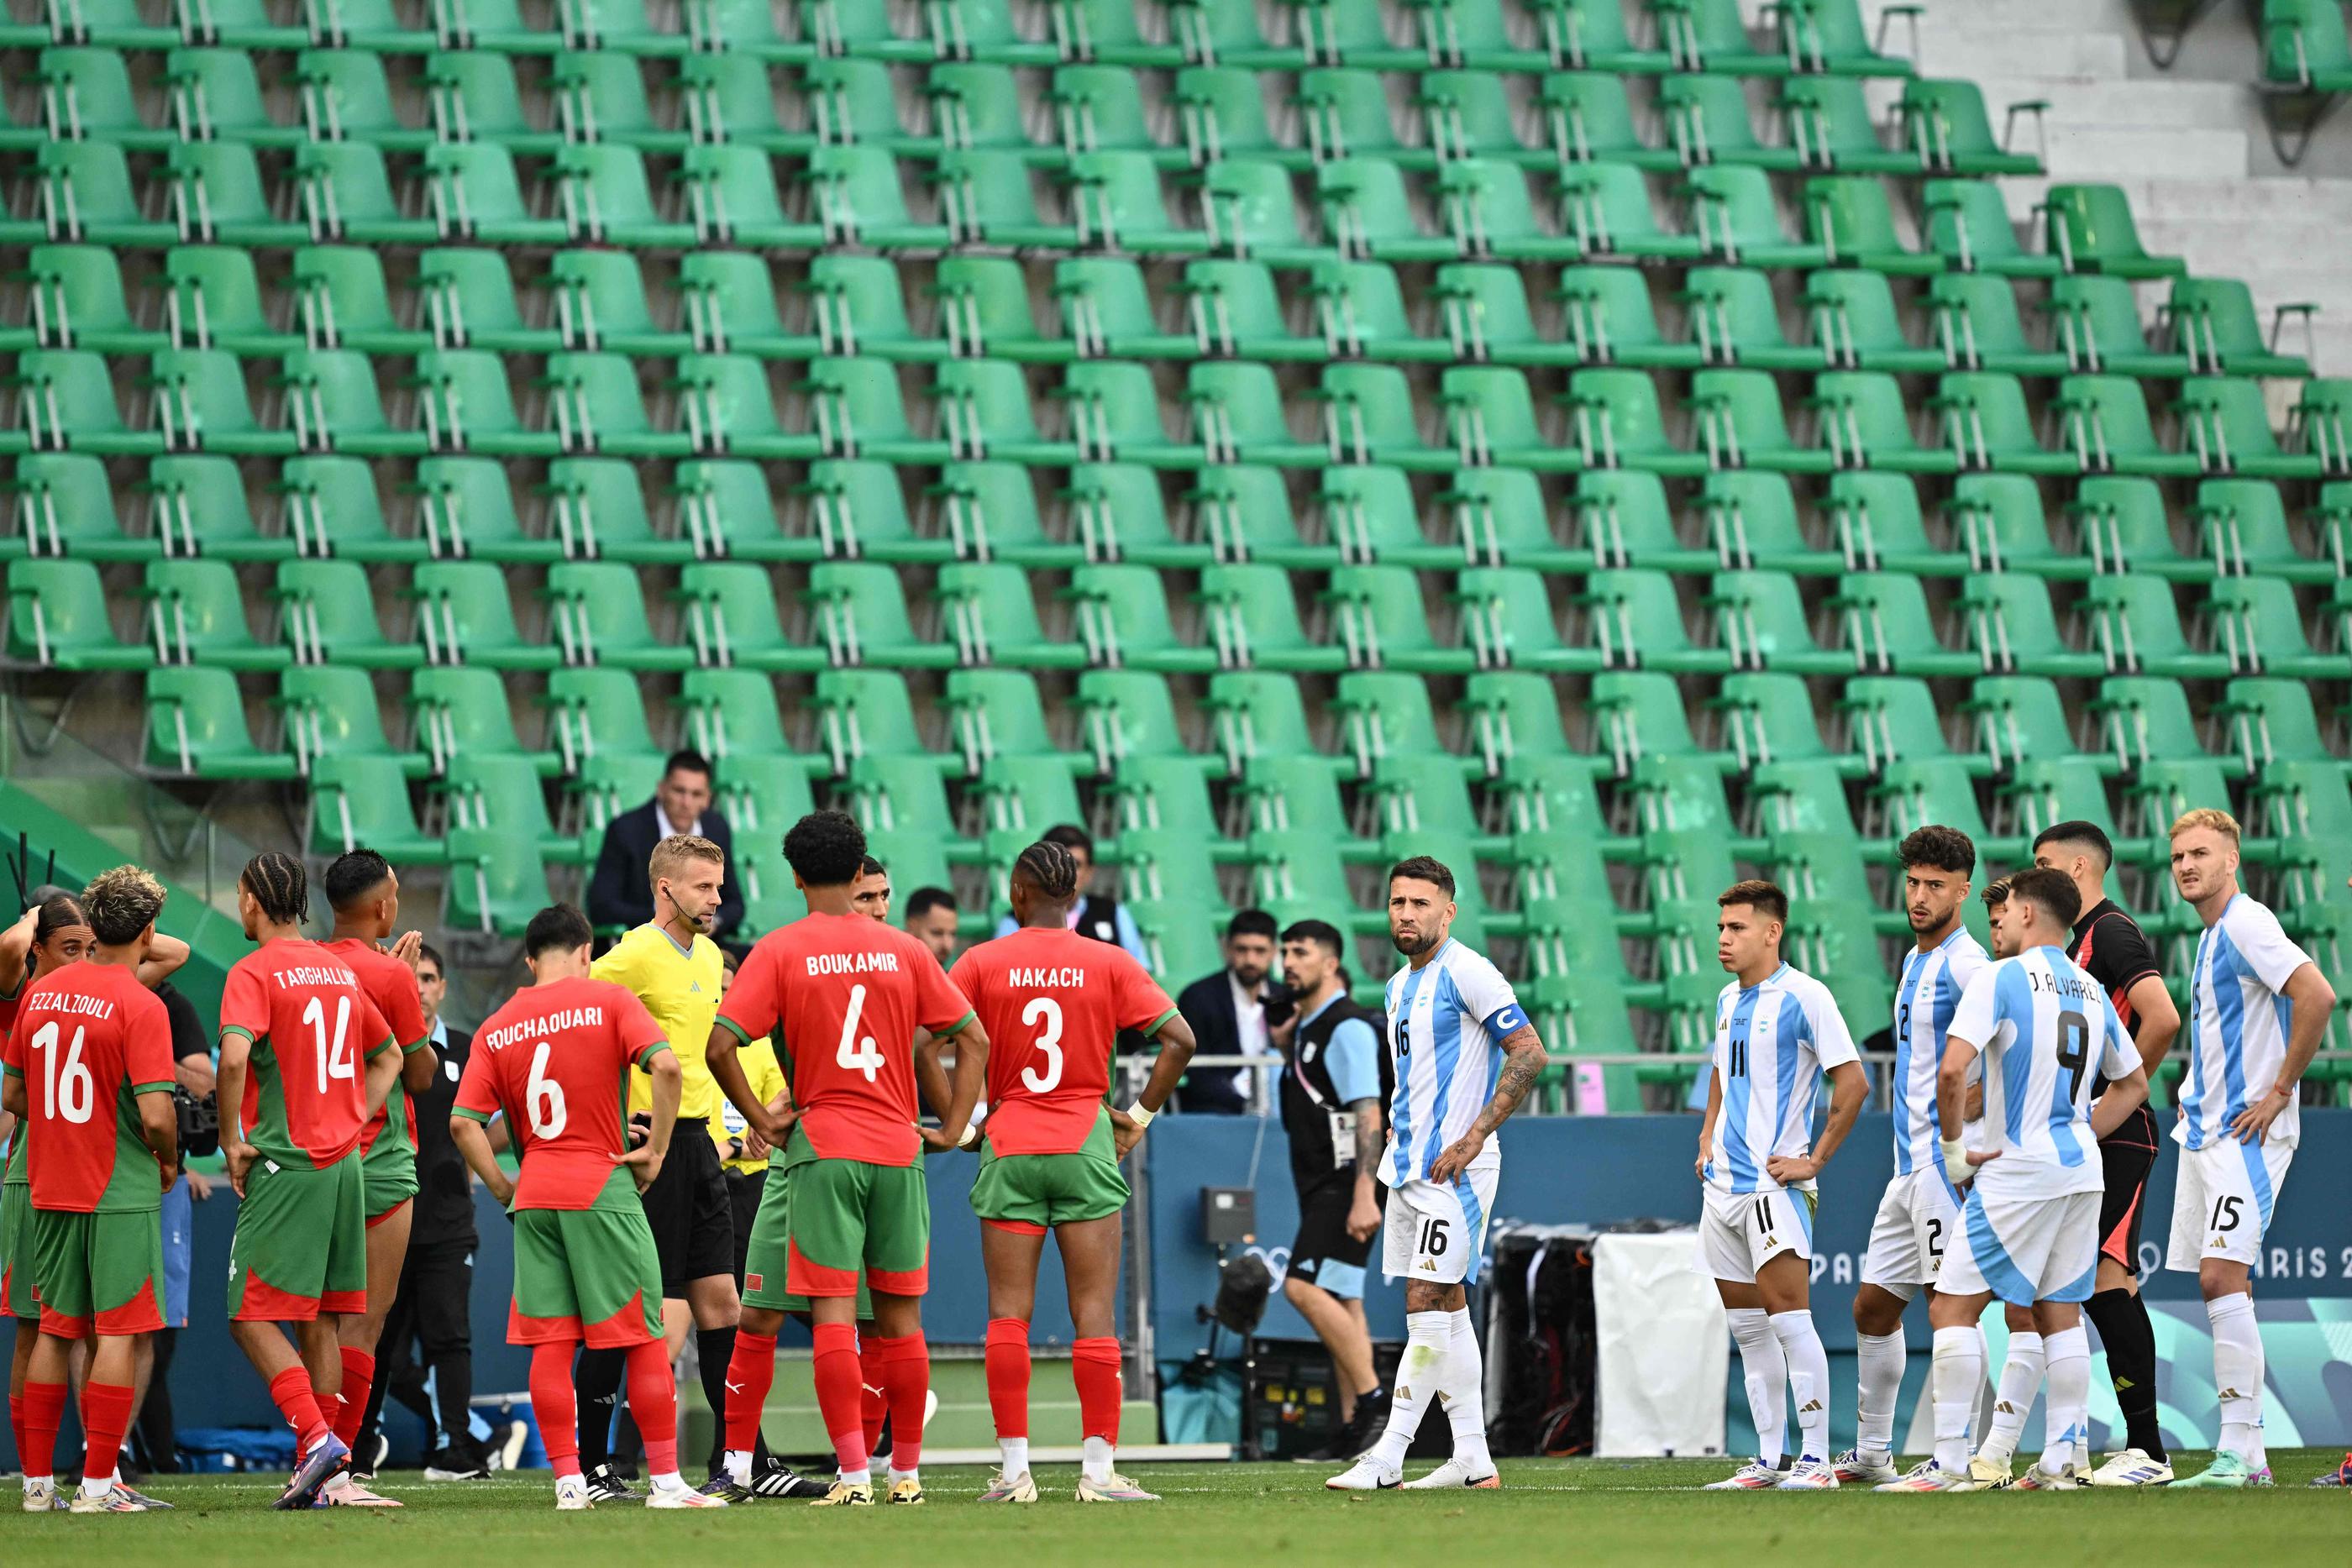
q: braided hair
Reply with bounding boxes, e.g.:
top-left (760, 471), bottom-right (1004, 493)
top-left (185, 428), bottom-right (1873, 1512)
top-left (1012, 839), bottom-right (1082, 903)
top-left (240, 852), bottom-right (310, 926)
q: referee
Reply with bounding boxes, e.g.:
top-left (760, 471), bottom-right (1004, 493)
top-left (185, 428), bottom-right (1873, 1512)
top-left (2030, 822), bottom-right (2181, 1487)
top-left (580, 835), bottom-right (802, 1499)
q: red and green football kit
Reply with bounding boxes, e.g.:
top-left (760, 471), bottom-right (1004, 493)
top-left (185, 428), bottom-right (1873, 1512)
top-left (454, 976), bottom-right (670, 1348)
top-left (953, 928), bottom-right (1177, 1231)
top-left (218, 939), bottom-right (395, 1321)
top-left (3, 962), bottom-right (175, 1337)
top-left (1, 983), bottom-right (36, 1321)
top-left (717, 913), bottom-right (973, 1299)
top-left (323, 936), bottom-right (431, 1222)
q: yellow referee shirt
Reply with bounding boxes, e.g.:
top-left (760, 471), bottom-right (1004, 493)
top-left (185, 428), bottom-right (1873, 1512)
top-left (592, 922), bottom-right (724, 1123)
top-left (715, 1037), bottom-right (788, 1174)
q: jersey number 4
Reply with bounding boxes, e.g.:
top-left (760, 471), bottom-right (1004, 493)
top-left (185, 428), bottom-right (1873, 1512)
top-left (301, 995), bottom-right (356, 1088)
top-left (1020, 995), bottom-right (1064, 1093)
top-left (837, 983), bottom-right (884, 1084)
top-left (27, 1021), bottom-right (95, 1125)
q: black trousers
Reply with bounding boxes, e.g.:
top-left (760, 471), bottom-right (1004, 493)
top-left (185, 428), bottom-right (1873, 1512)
top-left (360, 1237), bottom-right (478, 1459)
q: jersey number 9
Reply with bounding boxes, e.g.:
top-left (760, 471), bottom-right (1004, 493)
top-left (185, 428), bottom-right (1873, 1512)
top-left (2054, 1009), bottom-right (2090, 1104)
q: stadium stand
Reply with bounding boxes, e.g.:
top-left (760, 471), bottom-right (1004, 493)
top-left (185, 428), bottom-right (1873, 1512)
top-left (1, 0), bottom-right (2347, 1115)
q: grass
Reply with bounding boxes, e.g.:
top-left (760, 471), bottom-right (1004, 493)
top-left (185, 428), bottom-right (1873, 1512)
top-left (4, 1452), bottom-right (2348, 1568)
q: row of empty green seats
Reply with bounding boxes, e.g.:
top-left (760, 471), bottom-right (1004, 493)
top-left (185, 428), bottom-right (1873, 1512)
top-left (9, 448), bottom-right (2345, 584)
top-left (13, 551), bottom-right (2343, 684)
top-left (18, 45), bottom-right (2032, 176)
top-left (3, 0), bottom-right (1921, 77)
top-left (13, 245), bottom-right (2307, 383)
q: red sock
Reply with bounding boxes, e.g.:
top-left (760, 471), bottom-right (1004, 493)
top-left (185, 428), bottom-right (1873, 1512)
top-left (267, 1366), bottom-right (332, 1453)
top-left (860, 1346), bottom-right (888, 1455)
top-left (1072, 1337), bottom-right (1123, 1447)
top-left (810, 1321), bottom-right (869, 1475)
top-left (80, 1380), bottom-right (134, 1488)
top-left (624, 1339), bottom-right (679, 1479)
top-left (984, 1318), bottom-right (1032, 1441)
top-left (724, 1330), bottom-right (777, 1455)
top-left (868, 1333), bottom-right (929, 1476)
top-left (333, 1347), bottom-right (375, 1450)
top-left (21, 1381), bottom-right (66, 1479)
top-left (529, 1341), bottom-right (583, 1480)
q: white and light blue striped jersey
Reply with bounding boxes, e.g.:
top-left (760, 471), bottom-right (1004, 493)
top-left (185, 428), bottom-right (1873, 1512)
top-left (1891, 926), bottom-right (1990, 1176)
top-left (1948, 947), bottom-right (2139, 1199)
top-left (2176, 894), bottom-right (2315, 1152)
top-left (1703, 963), bottom-right (1860, 1196)
top-left (1383, 939), bottom-right (1527, 1185)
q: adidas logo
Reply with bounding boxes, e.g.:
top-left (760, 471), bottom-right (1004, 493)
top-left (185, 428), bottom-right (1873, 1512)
top-left (1397, 1385), bottom-right (1411, 1401)
top-left (1994, 1401), bottom-right (2017, 1415)
top-left (2113, 1376), bottom-right (2135, 1391)
top-left (1800, 1400), bottom-right (1823, 1414)
top-left (2218, 1386), bottom-right (2245, 1400)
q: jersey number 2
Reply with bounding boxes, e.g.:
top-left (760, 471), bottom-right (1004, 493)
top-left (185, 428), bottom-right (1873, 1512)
top-left (302, 995), bottom-right (355, 1088)
top-left (837, 983), bottom-right (883, 1084)
top-left (1020, 995), bottom-right (1064, 1093)
top-left (28, 1021), bottom-right (94, 1125)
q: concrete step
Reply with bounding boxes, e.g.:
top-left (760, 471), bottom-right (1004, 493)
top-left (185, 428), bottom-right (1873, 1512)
top-left (1914, 27), bottom-right (2130, 81)
top-left (1962, 77), bottom-right (2255, 132)
top-left (2001, 175), bottom-right (2352, 226)
top-left (1872, 0), bottom-right (2136, 30)
top-left (2035, 124), bottom-right (2250, 181)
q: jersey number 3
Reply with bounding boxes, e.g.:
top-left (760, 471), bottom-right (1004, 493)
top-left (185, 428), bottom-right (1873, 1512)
top-left (837, 983), bottom-right (884, 1084)
top-left (1020, 995), bottom-right (1064, 1093)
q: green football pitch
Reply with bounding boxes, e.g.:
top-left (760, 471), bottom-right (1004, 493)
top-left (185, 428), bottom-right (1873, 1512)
top-left (5, 1455), bottom-right (2349, 1568)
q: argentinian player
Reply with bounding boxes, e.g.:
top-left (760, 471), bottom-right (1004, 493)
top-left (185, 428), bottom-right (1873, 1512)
top-left (1878, 867), bottom-right (2150, 1492)
top-left (1328, 857), bottom-right (1547, 1494)
top-left (2164, 809), bottom-right (2336, 1490)
top-left (1837, 827), bottom-right (1987, 1487)
top-left (1695, 881), bottom-right (1866, 1492)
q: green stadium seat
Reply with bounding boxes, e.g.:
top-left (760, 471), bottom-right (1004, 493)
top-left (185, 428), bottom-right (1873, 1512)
top-left (413, 249), bottom-right (549, 354)
top-left (1181, 259), bottom-right (1338, 360)
top-left (1458, 564), bottom-right (1602, 674)
top-left (1074, 670), bottom-right (1195, 773)
top-left (1699, 470), bottom-right (1840, 573)
top-left (146, 349), bottom-right (291, 456)
top-left (811, 560), bottom-right (957, 669)
top-left (542, 667), bottom-right (662, 778)
top-left (2041, 275), bottom-right (2187, 378)
top-left (1063, 150), bottom-right (1203, 253)
top-left (1536, 71), bottom-right (1674, 170)
top-left (1897, 78), bottom-right (2042, 176)
top-left (136, 455), bottom-right (280, 562)
top-left (1824, 469), bottom-right (1965, 574)
top-left (1461, 674), bottom-right (1590, 780)
top-left (299, 0), bottom-right (433, 52)
top-left (1441, 469), bottom-right (1576, 571)
top-left (2192, 479), bottom-right (2332, 583)
top-left (675, 669), bottom-right (798, 774)
top-left (938, 668), bottom-right (1074, 776)
top-left (562, 0), bottom-right (687, 55)
top-left (1588, 667), bottom-right (1715, 770)
top-left (549, 51), bottom-right (682, 149)
top-left (143, 666), bottom-right (296, 779)
top-left (8, 454), bottom-right (145, 560)
top-left (675, 354), bottom-right (811, 459)
top-left (1416, 70), bottom-right (1547, 163)
top-left (2202, 575), bottom-right (2339, 679)
top-left (679, 459), bottom-right (813, 563)
top-left (1804, 175), bottom-right (1936, 273)
top-left (1930, 371), bottom-right (2074, 475)
top-left (1067, 361), bottom-right (1210, 466)
top-left (675, 54), bottom-right (806, 151)
top-left (1315, 157), bottom-right (1450, 261)
top-left (6, 557), bottom-right (150, 669)
top-left (1679, 265), bottom-right (1819, 370)
top-left (160, 247), bottom-right (296, 357)
top-left (2055, 374), bottom-right (2198, 477)
top-left (677, 145), bottom-right (818, 248)
top-left (35, 142), bottom-right (170, 246)
top-left (1408, 0), bottom-right (1549, 69)
top-left (141, 557), bottom-right (286, 669)
top-left (2167, 276), bottom-right (2313, 380)
top-left (1583, 567), bottom-right (1729, 672)
top-left (1838, 674), bottom-right (1979, 775)
top-left (1194, 562), bottom-right (1334, 673)
top-left (1963, 674), bottom-right (2098, 772)
top-left (926, 256), bottom-right (1064, 363)
top-left (1437, 158), bottom-right (1585, 261)
top-left (806, 669), bottom-right (935, 774)
top-left (2076, 575), bottom-right (2229, 680)
top-left (1048, 258), bottom-right (1184, 360)
top-left (2216, 677), bottom-right (2339, 774)
top-left (1294, 68), bottom-right (1422, 169)
top-left (1782, 77), bottom-right (1913, 174)
top-left (1709, 567), bottom-right (1850, 674)
top-left (1777, 0), bottom-right (1920, 76)
top-left (1329, 669), bottom-right (1459, 775)
top-left (272, 559), bottom-right (418, 669)
top-left (423, 144), bottom-right (569, 246)
top-left (552, 144), bottom-right (695, 247)
top-left (282, 455), bottom-right (429, 563)
top-left (1959, 574), bottom-right (2103, 678)
top-left (410, 455), bottom-right (554, 562)
top-left (1660, 73), bottom-right (1799, 170)
top-left (1537, 264), bottom-right (1685, 368)
top-left (1168, 0), bottom-right (1297, 67)
top-left (1559, 160), bottom-right (1701, 261)
top-left (975, 753), bottom-right (1089, 842)
top-left (1311, 466), bottom-right (1446, 567)
top-left (2000, 754), bottom-right (2146, 862)
top-left (38, 47), bottom-right (171, 149)
top-left (1809, 370), bottom-right (1956, 473)
top-left (1809, 269), bottom-right (1943, 373)
top-left (1653, 0), bottom-right (1789, 75)
top-left (168, 46), bottom-right (304, 146)
top-left (2089, 675), bottom-right (2218, 773)
top-left (1569, 367), bottom-right (1705, 475)
top-left (934, 461), bottom-right (1075, 565)
top-left (291, 144), bottom-right (433, 246)
top-left (1689, 165), bottom-right (1825, 268)
top-left (1872, 757), bottom-right (2016, 861)
top-left (1718, 672), bottom-right (1858, 775)
top-left (682, 252), bottom-right (816, 359)
top-left (803, 255), bottom-right (944, 362)
top-left (541, 457), bottom-right (686, 564)
top-left (1922, 177), bottom-right (2057, 278)
top-left (13, 350), bottom-right (150, 454)
top-left (786, 458), bottom-right (922, 563)
top-left (278, 349), bottom-right (422, 457)
top-left (441, 826), bottom-right (554, 936)
top-left (1173, 464), bottom-right (1315, 568)
top-left (1441, 365), bottom-right (1580, 469)
top-left (1945, 471), bottom-right (2069, 577)
top-left (1200, 670), bottom-right (1322, 774)
top-left (20, 246), bottom-right (155, 354)
top-left (2176, 376), bottom-right (2321, 480)
top-left (937, 561), bottom-right (1085, 669)
top-left (1049, 64), bottom-right (1181, 165)
top-left (916, 359), bottom-right (1060, 465)
top-left (307, 754), bottom-right (441, 858)
top-left (412, 559), bottom-right (560, 669)
top-left (1286, 0), bottom-right (1417, 68)
top-left (1693, 366), bottom-right (1831, 472)
top-left (2040, 184), bottom-right (2185, 278)
top-left (538, 351), bottom-right (680, 458)
top-left (1057, 563), bottom-right (1204, 673)
top-left (446, 754), bottom-right (576, 866)
top-left (2293, 380), bottom-right (2352, 476)
top-left (1831, 570), bottom-right (1976, 676)
top-left (547, 249), bottom-right (691, 357)
top-left (1572, 468), bottom-right (1709, 572)
top-left (1194, 161), bottom-right (1325, 268)
top-left (1926, 272), bottom-right (2066, 376)
top-left (1529, 0), bottom-right (1671, 71)
top-left (407, 665), bottom-right (552, 776)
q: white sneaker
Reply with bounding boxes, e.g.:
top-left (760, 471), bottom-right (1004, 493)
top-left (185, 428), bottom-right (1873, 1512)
top-left (22, 1479), bottom-right (58, 1513)
top-left (1831, 1447), bottom-right (1899, 1485)
top-left (323, 1472), bottom-right (402, 1507)
top-left (1777, 1456), bottom-right (1839, 1490)
top-left (1324, 1456), bottom-right (1402, 1492)
top-left (1703, 1460), bottom-right (1784, 1490)
top-left (2008, 1461), bottom-right (2084, 1491)
top-left (647, 1481), bottom-right (727, 1509)
top-left (2087, 1448), bottom-right (2174, 1487)
top-left (1401, 1457), bottom-right (1500, 1490)
top-left (1874, 1460), bottom-right (1966, 1492)
top-left (554, 1475), bottom-right (594, 1512)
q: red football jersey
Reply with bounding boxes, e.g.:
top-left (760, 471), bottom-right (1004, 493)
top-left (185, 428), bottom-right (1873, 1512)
top-left (717, 912), bottom-right (974, 1167)
top-left (219, 939), bottom-right (396, 1168)
top-left (323, 937), bottom-right (430, 1156)
top-left (455, 977), bottom-right (669, 1210)
top-left (6, 962), bottom-right (174, 1212)
top-left (952, 927), bottom-right (1178, 1156)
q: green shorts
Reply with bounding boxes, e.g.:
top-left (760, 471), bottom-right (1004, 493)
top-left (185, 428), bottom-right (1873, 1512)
top-left (228, 1153), bottom-right (367, 1322)
top-left (969, 1113), bottom-right (1131, 1232)
top-left (510, 1185), bottom-right (664, 1349)
top-left (361, 1129), bottom-right (419, 1222)
top-left (774, 1132), bottom-right (929, 1299)
top-left (741, 1162), bottom-right (872, 1318)
top-left (1, 1183), bottom-right (34, 1320)
top-left (29, 1208), bottom-right (165, 1338)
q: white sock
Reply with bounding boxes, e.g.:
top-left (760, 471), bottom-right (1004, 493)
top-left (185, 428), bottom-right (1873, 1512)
top-left (999, 1436), bottom-right (1030, 1476)
top-left (838, 1466), bottom-right (871, 1487)
top-left (889, 1466), bottom-right (919, 1488)
top-left (1769, 1309), bottom-right (1831, 1464)
top-left (1725, 1306), bottom-right (1788, 1467)
top-left (1445, 1307), bottom-right (1493, 1475)
top-left (724, 1448), bottom-right (752, 1487)
top-left (2038, 1325), bottom-right (2090, 1475)
top-left (1981, 1330), bottom-right (2042, 1463)
top-left (1929, 1325), bottom-right (1983, 1474)
top-left (2207, 1293), bottom-right (2265, 1469)
top-left (81, 1474), bottom-right (114, 1499)
top-left (650, 1471), bottom-right (688, 1492)
top-left (1081, 1435), bottom-right (1113, 1485)
top-left (1370, 1311), bottom-right (1450, 1472)
top-left (1854, 1328), bottom-right (1904, 1461)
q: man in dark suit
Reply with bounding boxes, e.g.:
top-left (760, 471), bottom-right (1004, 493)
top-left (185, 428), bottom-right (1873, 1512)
top-left (586, 749), bottom-right (744, 943)
top-left (1174, 909), bottom-right (1281, 1114)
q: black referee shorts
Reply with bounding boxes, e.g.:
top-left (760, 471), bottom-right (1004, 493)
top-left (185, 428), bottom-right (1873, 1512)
top-left (1287, 1172), bottom-right (1380, 1303)
top-left (2097, 1116), bottom-right (2160, 1274)
top-left (641, 1117), bottom-right (735, 1296)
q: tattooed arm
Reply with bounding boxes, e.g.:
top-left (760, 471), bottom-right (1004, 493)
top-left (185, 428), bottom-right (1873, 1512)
top-left (1347, 1096), bottom-right (1386, 1240)
top-left (1428, 1023), bottom-right (1548, 1182)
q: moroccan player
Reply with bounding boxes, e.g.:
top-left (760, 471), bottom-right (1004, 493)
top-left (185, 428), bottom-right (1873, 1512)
top-left (707, 810), bottom-right (989, 1507)
top-left (3, 868), bottom-right (178, 1513)
top-left (449, 904), bottom-right (722, 1512)
top-left (953, 840), bottom-right (1197, 1504)
top-left (319, 849), bottom-right (438, 1498)
top-left (216, 852), bottom-right (404, 1510)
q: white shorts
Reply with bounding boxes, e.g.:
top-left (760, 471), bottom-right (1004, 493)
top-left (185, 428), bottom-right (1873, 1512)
top-left (2166, 1138), bottom-right (2294, 1272)
top-left (1940, 1186), bottom-right (2099, 1307)
top-left (1693, 1184), bottom-right (1814, 1285)
top-left (1860, 1168), bottom-right (1966, 1299)
top-left (1381, 1170), bottom-right (1498, 1287)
